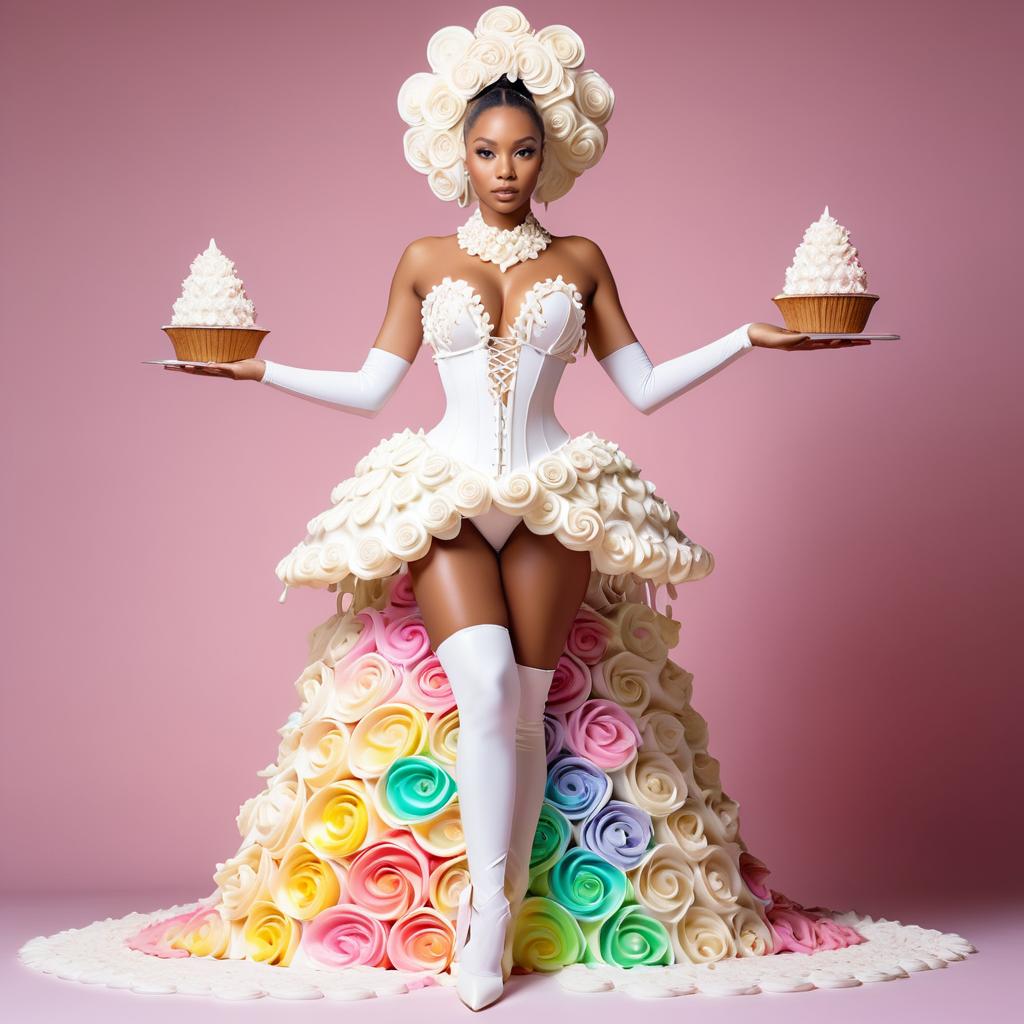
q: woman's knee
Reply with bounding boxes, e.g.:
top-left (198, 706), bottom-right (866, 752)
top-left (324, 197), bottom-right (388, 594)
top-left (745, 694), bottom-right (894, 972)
top-left (435, 623), bottom-right (520, 727)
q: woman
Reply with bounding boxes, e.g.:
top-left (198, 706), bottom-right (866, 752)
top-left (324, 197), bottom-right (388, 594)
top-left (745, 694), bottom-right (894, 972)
top-left (166, 128), bottom-right (864, 1021)
top-left (159, 11), bottom-right (868, 1012)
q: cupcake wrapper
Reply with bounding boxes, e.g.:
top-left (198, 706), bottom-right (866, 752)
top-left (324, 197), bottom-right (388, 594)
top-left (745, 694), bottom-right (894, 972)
top-left (162, 326), bottom-right (269, 362)
top-left (771, 294), bottom-right (878, 333)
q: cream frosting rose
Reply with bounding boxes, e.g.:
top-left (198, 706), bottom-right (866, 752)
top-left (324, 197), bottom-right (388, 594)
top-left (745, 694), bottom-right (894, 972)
top-left (294, 660), bottom-right (335, 726)
top-left (428, 855), bottom-right (470, 918)
top-left (636, 708), bottom-right (689, 759)
top-left (242, 900), bottom-right (301, 966)
top-left (305, 608), bottom-right (370, 667)
top-left (386, 907), bottom-right (456, 973)
top-left (692, 751), bottom-right (722, 793)
top-left (172, 905), bottom-right (234, 959)
top-left (212, 843), bottom-right (276, 921)
top-left (693, 845), bottom-right (743, 912)
top-left (302, 903), bottom-right (389, 969)
top-left (302, 778), bottom-right (385, 860)
top-left (706, 788), bottom-right (741, 843)
top-left (675, 906), bottom-right (737, 964)
top-left (535, 25), bottom-right (585, 67)
top-left (410, 795), bottom-right (466, 857)
top-left (575, 799), bottom-right (653, 870)
top-left (648, 659), bottom-right (693, 715)
top-left (235, 774), bottom-right (305, 857)
top-left (654, 800), bottom-right (713, 859)
top-left (256, 722), bottom-right (302, 784)
top-left (563, 698), bottom-right (642, 770)
top-left (591, 649), bottom-right (658, 718)
top-left (427, 25), bottom-right (474, 74)
top-left (574, 69), bottom-right (614, 124)
top-left (398, 653), bottom-right (457, 715)
top-left (628, 843), bottom-right (696, 922)
top-left (610, 750), bottom-right (688, 816)
top-left (421, 79), bottom-right (466, 131)
top-left (477, 5), bottom-right (532, 36)
top-left (294, 717), bottom-right (352, 789)
top-left (271, 841), bottom-right (343, 921)
top-left (316, 651), bottom-right (402, 724)
top-left (377, 613), bottom-right (432, 666)
top-left (512, 36), bottom-right (563, 95)
top-left (545, 651), bottom-right (592, 715)
top-left (346, 832), bottom-right (432, 920)
top-left (564, 608), bottom-right (611, 664)
top-left (679, 705), bottom-right (709, 752)
top-left (730, 905), bottom-right (775, 956)
top-left (609, 602), bottom-right (669, 662)
top-left (347, 702), bottom-right (428, 779)
top-left (426, 705), bottom-right (461, 766)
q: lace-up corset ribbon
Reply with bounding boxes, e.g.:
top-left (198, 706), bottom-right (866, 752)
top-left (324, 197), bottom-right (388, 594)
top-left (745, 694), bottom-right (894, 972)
top-left (420, 276), bottom-right (588, 477)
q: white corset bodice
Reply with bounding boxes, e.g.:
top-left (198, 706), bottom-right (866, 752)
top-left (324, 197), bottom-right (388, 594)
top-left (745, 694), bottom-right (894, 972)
top-left (420, 275), bottom-right (588, 477)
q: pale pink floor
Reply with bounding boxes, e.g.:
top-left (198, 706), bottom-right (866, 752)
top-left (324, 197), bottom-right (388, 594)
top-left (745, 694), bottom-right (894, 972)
top-left (3, 889), bottom-right (1014, 1023)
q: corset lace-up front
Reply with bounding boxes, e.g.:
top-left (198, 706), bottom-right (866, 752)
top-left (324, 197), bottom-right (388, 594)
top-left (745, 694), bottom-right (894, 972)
top-left (420, 276), bottom-right (588, 476)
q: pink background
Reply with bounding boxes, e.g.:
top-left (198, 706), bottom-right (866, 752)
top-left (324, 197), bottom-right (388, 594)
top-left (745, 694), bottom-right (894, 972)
top-left (2, 0), bottom-right (1020, 926)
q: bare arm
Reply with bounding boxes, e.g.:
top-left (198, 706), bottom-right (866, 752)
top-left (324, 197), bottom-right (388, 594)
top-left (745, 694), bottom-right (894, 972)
top-left (164, 240), bottom-right (429, 417)
top-left (579, 239), bottom-right (752, 415)
top-left (578, 240), bottom-right (861, 415)
top-left (366, 237), bottom-right (431, 364)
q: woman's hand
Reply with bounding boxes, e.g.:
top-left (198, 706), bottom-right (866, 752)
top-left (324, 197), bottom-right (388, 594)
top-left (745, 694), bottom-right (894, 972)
top-left (163, 358), bottom-right (266, 380)
top-left (747, 323), bottom-right (872, 351)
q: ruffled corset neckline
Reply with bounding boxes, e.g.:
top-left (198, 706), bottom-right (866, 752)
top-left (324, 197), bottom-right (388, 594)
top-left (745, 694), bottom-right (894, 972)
top-left (420, 275), bottom-right (588, 361)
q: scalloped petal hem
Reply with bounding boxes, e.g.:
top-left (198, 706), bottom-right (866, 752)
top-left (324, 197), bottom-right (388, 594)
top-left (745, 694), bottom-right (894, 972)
top-left (17, 902), bottom-right (977, 1002)
top-left (274, 428), bottom-right (714, 603)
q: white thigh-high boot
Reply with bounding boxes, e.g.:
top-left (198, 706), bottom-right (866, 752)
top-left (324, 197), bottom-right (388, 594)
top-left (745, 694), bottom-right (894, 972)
top-left (501, 663), bottom-right (556, 979)
top-left (435, 623), bottom-right (521, 1011)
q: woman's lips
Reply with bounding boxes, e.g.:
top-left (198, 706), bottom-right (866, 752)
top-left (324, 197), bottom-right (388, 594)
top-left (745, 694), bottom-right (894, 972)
top-left (492, 189), bottom-right (518, 199)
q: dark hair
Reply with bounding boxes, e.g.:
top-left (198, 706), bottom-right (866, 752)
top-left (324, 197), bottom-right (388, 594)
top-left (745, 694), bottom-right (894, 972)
top-left (463, 74), bottom-right (545, 145)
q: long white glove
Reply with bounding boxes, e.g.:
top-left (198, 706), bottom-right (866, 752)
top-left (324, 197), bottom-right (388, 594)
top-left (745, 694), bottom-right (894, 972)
top-left (259, 346), bottom-right (412, 417)
top-left (597, 324), bottom-right (753, 415)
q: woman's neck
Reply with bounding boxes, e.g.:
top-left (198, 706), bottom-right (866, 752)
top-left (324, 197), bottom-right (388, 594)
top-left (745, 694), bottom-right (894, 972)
top-left (477, 203), bottom-right (533, 232)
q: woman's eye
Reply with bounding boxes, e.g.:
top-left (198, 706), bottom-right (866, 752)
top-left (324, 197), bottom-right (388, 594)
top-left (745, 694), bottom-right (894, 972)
top-left (474, 148), bottom-right (536, 159)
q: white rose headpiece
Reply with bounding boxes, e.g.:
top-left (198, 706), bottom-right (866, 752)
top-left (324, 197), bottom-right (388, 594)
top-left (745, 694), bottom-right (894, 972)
top-left (397, 5), bottom-right (615, 207)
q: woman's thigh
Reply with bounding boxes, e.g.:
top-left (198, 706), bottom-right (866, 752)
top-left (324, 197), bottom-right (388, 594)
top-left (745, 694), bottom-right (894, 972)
top-left (498, 522), bottom-right (593, 669)
top-left (407, 517), bottom-right (510, 649)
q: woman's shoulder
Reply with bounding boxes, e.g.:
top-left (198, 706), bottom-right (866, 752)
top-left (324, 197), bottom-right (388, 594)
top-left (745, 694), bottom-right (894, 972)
top-left (397, 234), bottom-right (456, 272)
top-left (554, 232), bottom-right (605, 259)
top-left (552, 233), bottom-right (611, 275)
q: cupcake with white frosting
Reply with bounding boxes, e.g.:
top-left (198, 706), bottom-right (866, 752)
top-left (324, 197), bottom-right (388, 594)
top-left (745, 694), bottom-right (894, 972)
top-left (772, 206), bottom-right (878, 332)
top-left (162, 238), bottom-right (269, 361)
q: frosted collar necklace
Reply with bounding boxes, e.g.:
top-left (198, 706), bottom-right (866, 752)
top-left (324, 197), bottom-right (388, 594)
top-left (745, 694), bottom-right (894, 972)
top-left (456, 206), bottom-right (551, 273)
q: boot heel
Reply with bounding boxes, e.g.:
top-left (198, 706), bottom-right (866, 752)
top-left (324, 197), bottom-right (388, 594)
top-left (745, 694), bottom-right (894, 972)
top-left (453, 890), bottom-right (511, 1011)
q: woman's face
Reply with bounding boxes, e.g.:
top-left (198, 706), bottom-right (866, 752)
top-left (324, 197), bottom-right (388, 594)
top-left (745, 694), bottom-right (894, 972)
top-left (464, 104), bottom-right (543, 217)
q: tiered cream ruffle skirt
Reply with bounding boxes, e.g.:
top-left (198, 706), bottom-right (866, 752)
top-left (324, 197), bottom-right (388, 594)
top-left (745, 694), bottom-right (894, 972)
top-left (274, 428), bottom-right (714, 605)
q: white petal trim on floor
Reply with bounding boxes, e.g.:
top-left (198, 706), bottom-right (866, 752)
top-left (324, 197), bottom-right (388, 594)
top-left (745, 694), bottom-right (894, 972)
top-left (17, 901), bottom-right (977, 1002)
